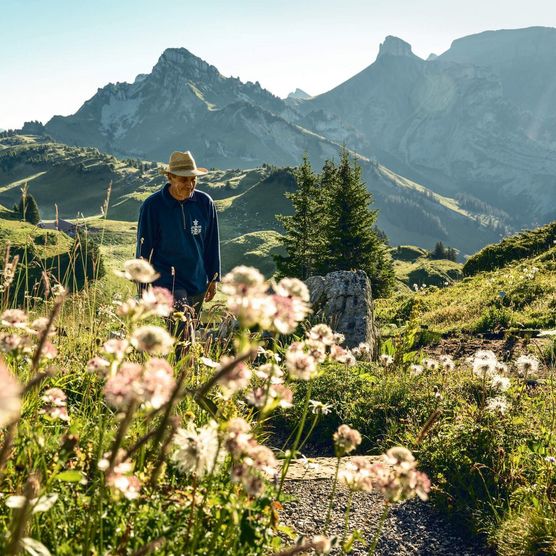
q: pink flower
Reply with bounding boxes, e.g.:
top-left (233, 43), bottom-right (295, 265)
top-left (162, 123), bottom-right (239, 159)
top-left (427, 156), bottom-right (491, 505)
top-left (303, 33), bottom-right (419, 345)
top-left (271, 294), bottom-right (306, 334)
top-left (285, 348), bottom-right (317, 380)
top-left (224, 418), bottom-right (252, 457)
top-left (116, 258), bottom-right (159, 283)
top-left (274, 277), bottom-right (310, 303)
top-left (330, 344), bottom-right (356, 366)
top-left (40, 388), bottom-right (69, 422)
top-left (222, 266), bottom-right (267, 298)
top-left (0, 333), bottom-right (32, 354)
top-left (105, 460), bottom-right (142, 500)
top-left (28, 317), bottom-right (53, 336)
top-left (304, 339), bottom-right (327, 363)
top-left (103, 338), bottom-right (130, 360)
top-left (372, 446), bottom-right (431, 503)
top-left (131, 325), bottom-right (174, 355)
top-left (307, 324), bottom-right (335, 346)
top-left (231, 462), bottom-right (264, 497)
top-left (216, 357), bottom-right (252, 398)
top-left (339, 456), bottom-right (375, 492)
top-left (333, 424), bottom-right (362, 455)
top-left (1, 309), bottom-right (27, 329)
top-left (103, 363), bottom-right (144, 409)
top-left (40, 341), bottom-right (58, 360)
top-left (244, 444), bottom-right (277, 476)
top-left (87, 356), bottom-right (110, 374)
top-left (141, 287), bottom-right (174, 317)
top-left (142, 358), bottom-right (176, 409)
top-left (0, 358), bottom-right (22, 427)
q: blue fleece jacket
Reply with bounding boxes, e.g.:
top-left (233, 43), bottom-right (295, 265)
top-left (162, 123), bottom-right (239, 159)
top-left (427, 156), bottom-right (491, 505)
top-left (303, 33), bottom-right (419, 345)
top-left (135, 183), bottom-right (221, 296)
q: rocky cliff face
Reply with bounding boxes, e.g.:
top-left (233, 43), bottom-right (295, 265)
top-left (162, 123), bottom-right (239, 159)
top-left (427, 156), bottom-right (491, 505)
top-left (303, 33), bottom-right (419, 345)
top-left (45, 48), bottom-right (322, 165)
top-left (304, 31), bottom-right (556, 226)
top-left (43, 30), bottom-right (556, 228)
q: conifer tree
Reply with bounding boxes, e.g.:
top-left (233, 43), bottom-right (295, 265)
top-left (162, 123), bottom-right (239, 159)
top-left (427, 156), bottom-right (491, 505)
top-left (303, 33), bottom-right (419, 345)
top-left (274, 155), bottom-right (324, 279)
top-left (17, 190), bottom-right (41, 225)
top-left (321, 149), bottom-right (395, 297)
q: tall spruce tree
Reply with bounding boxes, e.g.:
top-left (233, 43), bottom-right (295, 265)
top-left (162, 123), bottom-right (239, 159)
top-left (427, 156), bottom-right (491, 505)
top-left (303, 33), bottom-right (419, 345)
top-left (274, 155), bottom-right (324, 279)
top-left (321, 150), bottom-right (395, 297)
top-left (18, 191), bottom-right (41, 225)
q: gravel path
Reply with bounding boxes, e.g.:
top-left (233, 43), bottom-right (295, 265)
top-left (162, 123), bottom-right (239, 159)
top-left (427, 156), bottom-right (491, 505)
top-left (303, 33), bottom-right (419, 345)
top-left (279, 460), bottom-right (493, 555)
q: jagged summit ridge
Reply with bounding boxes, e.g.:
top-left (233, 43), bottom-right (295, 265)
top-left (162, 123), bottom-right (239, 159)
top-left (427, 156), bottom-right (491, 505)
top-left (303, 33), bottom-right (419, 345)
top-left (377, 36), bottom-right (415, 59)
top-left (287, 88), bottom-right (312, 100)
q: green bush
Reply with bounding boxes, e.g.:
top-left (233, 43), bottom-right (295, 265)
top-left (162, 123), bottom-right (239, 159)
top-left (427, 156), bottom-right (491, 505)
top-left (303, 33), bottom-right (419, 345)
top-left (473, 306), bottom-right (513, 333)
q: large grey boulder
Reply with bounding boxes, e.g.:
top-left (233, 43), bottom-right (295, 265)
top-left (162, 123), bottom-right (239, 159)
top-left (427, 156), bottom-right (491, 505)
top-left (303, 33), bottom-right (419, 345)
top-left (305, 270), bottom-right (379, 354)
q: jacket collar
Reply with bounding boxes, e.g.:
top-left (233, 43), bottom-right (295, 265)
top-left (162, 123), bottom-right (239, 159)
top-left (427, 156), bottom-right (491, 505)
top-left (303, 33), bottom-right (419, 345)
top-left (161, 182), bottom-right (198, 206)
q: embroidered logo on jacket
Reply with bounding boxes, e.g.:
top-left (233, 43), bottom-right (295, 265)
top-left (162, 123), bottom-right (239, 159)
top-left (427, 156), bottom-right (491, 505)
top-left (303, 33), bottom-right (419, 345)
top-left (191, 219), bottom-right (202, 235)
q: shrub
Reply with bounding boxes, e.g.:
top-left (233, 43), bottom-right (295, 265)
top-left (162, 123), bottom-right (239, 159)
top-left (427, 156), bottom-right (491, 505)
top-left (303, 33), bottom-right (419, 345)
top-left (473, 306), bottom-right (513, 333)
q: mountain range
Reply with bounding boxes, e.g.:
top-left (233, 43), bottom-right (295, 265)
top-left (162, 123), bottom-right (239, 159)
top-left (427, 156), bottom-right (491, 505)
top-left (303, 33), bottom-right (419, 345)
top-left (38, 26), bottom-right (556, 232)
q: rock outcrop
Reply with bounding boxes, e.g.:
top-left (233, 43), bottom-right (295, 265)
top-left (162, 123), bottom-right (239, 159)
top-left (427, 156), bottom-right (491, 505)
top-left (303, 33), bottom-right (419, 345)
top-left (305, 270), bottom-right (378, 354)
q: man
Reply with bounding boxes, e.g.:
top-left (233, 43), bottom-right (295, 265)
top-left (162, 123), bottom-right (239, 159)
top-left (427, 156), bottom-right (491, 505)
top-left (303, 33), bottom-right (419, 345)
top-left (135, 150), bottom-right (220, 349)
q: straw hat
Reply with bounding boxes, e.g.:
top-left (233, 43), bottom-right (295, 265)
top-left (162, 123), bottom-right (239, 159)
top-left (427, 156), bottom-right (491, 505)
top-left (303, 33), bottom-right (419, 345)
top-left (160, 150), bottom-right (208, 177)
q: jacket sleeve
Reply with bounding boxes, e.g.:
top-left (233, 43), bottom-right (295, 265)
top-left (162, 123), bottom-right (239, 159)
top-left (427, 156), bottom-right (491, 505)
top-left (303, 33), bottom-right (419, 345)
top-left (136, 201), bottom-right (156, 262)
top-left (204, 200), bottom-right (221, 283)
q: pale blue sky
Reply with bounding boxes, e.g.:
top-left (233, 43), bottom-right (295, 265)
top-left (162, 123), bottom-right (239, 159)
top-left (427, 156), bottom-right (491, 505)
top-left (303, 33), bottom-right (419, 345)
top-left (2, 0), bottom-right (555, 129)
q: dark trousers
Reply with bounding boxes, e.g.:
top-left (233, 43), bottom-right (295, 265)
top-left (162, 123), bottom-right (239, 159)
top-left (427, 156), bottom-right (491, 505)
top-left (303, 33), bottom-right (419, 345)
top-left (165, 288), bottom-right (205, 360)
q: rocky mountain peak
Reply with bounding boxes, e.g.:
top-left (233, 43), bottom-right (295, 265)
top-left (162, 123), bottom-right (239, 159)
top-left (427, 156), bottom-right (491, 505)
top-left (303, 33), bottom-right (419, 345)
top-left (153, 47), bottom-right (219, 80)
top-left (287, 88), bottom-right (312, 100)
top-left (377, 36), bottom-right (414, 59)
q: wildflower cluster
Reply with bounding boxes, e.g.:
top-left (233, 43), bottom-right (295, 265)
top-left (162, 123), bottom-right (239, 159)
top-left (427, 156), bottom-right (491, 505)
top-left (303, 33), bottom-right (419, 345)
top-left (224, 417), bottom-right (278, 497)
top-left (40, 387), bottom-right (69, 421)
top-left (102, 359), bottom-right (176, 410)
top-left (339, 446), bottom-right (431, 503)
top-left (222, 265), bottom-right (311, 333)
top-left (0, 308), bottom-right (58, 359)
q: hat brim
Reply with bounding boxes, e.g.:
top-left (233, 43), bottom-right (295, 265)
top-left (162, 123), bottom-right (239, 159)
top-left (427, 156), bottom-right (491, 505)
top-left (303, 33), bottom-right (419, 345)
top-left (159, 167), bottom-right (209, 177)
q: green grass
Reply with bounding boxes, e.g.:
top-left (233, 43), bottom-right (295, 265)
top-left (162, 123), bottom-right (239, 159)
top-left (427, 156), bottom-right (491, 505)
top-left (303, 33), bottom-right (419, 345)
top-left (464, 220), bottom-right (556, 275)
top-left (390, 245), bottom-right (463, 289)
top-left (221, 230), bottom-right (286, 277)
top-left (377, 245), bottom-right (556, 334)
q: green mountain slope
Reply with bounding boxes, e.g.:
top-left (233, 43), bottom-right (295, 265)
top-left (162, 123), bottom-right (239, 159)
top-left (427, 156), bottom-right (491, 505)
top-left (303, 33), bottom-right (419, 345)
top-left (391, 245), bottom-right (463, 288)
top-left (378, 236), bottom-right (556, 334)
top-left (463, 220), bottom-right (556, 276)
top-left (0, 135), bottom-right (504, 261)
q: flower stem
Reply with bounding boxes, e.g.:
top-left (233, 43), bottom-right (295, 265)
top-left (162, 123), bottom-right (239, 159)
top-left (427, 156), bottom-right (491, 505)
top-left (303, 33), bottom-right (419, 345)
top-left (277, 381), bottom-right (313, 497)
top-left (324, 455), bottom-right (341, 533)
top-left (368, 504), bottom-right (389, 556)
top-left (342, 490), bottom-right (354, 551)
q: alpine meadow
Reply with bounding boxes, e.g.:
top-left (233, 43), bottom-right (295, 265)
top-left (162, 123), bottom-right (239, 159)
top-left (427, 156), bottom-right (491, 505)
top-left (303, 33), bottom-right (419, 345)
top-left (1, 5), bottom-right (556, 555)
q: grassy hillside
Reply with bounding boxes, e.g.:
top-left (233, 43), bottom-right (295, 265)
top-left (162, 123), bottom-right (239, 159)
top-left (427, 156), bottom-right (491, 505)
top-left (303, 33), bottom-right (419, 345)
top-left (221, 230), bottom-right (285, 277)
top-left (463, 220), bottom-right (556, 275)
top-left (377, 242), bottom-right (556, 334)
top-left (0, 135), bottom-right (509, 259)
top-left (216, 168), bottom-right (296, 240)
top-left (0, 134), bottom-right (271, 223)
top-left (391, 245), bottom-right (463, 288)
top-left (0, 204), bottom-right (79, 299)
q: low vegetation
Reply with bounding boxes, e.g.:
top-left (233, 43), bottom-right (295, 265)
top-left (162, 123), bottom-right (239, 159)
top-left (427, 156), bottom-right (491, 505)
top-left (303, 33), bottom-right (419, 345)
top-left (378, 237), bottom-right (556, 334)
top-left (463, 220), bottom-right (556, 276)
top-left (277, 335), bottom-right (556, 555)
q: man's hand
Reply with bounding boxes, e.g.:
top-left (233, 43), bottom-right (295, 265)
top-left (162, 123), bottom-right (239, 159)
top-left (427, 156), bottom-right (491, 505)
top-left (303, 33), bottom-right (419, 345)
top-left (204, 281), bottom-right (217, 302)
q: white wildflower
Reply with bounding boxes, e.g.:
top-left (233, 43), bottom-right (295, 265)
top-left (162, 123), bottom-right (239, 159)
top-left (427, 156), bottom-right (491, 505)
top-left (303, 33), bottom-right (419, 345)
top-left (172, 421), bottom-right (221, 477)
top-left (116, 258), bottom-right (159, 283)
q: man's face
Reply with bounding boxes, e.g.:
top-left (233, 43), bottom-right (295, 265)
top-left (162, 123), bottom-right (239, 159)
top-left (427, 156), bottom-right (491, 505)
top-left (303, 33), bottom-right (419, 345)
top-left (168, 173), bottom-right (197, 196)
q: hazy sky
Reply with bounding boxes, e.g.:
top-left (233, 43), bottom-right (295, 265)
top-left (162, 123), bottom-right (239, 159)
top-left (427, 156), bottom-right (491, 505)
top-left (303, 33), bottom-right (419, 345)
top-left (2, 0), bottom-right (555, 129)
